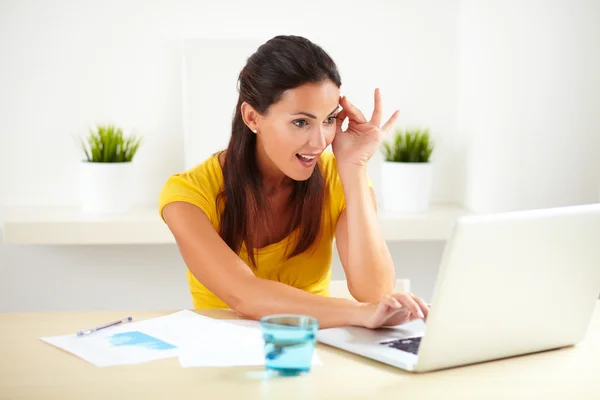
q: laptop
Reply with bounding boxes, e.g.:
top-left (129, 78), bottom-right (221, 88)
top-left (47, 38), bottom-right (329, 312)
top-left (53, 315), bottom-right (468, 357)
top-left (317, 203), bottom-right (600, 372)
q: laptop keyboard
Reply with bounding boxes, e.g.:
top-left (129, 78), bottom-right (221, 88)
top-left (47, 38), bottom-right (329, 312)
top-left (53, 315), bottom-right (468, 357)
top-left (380, 337), bottom-right (422, 355)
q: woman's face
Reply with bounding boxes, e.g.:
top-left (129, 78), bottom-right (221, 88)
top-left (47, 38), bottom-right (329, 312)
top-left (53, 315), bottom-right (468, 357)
top-left (253, 81), bottom-right (340, 182)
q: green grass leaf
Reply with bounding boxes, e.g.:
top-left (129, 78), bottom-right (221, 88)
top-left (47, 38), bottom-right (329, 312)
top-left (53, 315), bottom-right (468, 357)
top-left (81, 124), bottom-right (143, 163)
top-left (380, 126), bottom-right (434, 163)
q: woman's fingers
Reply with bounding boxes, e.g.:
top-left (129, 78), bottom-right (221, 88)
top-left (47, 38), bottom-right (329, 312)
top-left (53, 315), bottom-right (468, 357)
top-left (370, 88), bottom-right (382, 127)
top-left (410, 294), bottom-right (430, 320)
top-left (392, 293), bottom-right (425, 319)
top-left (380, 295), bottom-right (401, 311)
top-left (340, 96), bottom-right (367, 124)
top-left (378, 296), bottom-right (409, 326)
top-left (381, 110), bottom-right (401, 133)
top-left (340, 90), bottom-right (399, 133)
top-left (335, 109), bottom-right (348, 132)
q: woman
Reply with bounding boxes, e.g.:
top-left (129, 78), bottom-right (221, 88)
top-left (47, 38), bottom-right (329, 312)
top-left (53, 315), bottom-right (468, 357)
top-left (159, 35), bottom-right (429, 329)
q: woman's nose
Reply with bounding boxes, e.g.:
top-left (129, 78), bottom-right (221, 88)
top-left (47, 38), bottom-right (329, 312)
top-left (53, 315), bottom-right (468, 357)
top-left (308, 126), bottom-right (327, 149)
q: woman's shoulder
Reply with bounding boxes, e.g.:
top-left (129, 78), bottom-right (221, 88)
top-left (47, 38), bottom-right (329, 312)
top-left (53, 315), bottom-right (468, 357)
top-left (168, 152), bottom-right (223, 189)
top-left (158, 152), bottom-right (224, 221)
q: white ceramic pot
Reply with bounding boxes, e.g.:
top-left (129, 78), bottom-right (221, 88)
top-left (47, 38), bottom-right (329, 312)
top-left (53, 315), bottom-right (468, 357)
top-left (79, 162), bottom-right (133, 214)
top-left (381, 162), bottom-right (434, 213)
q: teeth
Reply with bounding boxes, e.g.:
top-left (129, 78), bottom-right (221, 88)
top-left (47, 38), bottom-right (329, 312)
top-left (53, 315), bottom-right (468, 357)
top-left (299, 154), bottom-right (316, 160)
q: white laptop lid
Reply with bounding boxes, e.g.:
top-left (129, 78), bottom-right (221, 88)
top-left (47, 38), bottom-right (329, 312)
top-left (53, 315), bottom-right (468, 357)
top-left (415, 203), bottom-right (600, 372)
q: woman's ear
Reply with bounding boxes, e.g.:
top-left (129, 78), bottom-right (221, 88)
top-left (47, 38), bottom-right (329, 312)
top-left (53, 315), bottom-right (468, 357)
top-left (241, 102), bottom-right (260, 133)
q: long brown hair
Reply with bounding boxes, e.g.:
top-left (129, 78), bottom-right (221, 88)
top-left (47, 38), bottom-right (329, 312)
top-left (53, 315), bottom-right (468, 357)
top-left (218, 35), bottom-right (342, 268)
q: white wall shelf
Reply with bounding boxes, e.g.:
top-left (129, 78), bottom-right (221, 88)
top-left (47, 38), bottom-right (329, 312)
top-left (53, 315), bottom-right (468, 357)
top-left (0, 204), bottom-right (469, 245)
top-left (378, 204), bottom-right (471, 241)
top-left (1, 207), bottom-right (173, 245)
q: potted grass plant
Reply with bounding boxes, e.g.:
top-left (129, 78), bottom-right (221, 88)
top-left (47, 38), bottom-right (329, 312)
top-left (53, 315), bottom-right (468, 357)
top-left (79, 124), bottom-right (142, 214)
top-left (380, 127), bottom-right (435, 213)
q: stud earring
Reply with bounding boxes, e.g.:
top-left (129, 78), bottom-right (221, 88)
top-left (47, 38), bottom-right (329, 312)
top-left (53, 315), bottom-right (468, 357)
top-left (252, 129), bottom-right (257, 133)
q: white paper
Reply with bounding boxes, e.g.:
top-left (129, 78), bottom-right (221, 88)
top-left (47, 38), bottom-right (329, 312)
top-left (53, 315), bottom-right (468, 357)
top-left (179, 318), bottom-right (322, 368)
top-left (40, 310), bottom-right (199, 367)
top-left (41, 311), bottom-right (322, 368)
top-left (40, 311), bottom-right (255, 367)
top-left (179, 347), bottom-right (323, 368)
top-left (222, 319), bottom-right (261, 330)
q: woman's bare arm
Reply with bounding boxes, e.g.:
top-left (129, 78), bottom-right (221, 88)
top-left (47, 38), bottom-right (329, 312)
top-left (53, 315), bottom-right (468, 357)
top-left (334, 170), bottom-right (395, 303)
top-left (162, 201), bottom-right (375, 329)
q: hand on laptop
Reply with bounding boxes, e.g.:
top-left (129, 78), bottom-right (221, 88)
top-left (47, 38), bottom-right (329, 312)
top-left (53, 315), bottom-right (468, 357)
top-left (360, 293), bottom-right (430, 329)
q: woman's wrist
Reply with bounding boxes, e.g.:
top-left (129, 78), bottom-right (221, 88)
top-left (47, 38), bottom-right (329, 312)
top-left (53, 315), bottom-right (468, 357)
top-left (348, 301), bottom-right (374, 327)
top-left (337, 163), bottom-right (368, 187)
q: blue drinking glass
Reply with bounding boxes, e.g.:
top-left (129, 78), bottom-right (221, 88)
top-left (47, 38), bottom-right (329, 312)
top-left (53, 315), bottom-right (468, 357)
top-left (259, 314), bottom-right (319, 376)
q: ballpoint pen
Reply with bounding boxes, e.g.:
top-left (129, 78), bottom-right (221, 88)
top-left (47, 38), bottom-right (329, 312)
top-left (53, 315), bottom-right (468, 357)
top-left (76, 316), bottom-right (133, 337)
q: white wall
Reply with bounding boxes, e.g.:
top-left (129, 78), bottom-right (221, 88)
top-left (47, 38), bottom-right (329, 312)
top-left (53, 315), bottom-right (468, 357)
top-left (457, 0), bottom-right (600, 213)
top-left (0, 0), bottom-right (462, 208)
top-left (2, 1), bottom-right (598, 312)
top-left (0, 0), bottom-right (460, 312)
top-left (0, 242), bottom-right (445, 313)
top-left (0, 0), bottom-right (186, 208)
top-left (0, 244), bottom-right (192, 312)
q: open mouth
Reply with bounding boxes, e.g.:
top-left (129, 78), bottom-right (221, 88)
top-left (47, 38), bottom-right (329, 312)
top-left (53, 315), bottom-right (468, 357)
top-left (296, 154), bottom-right (317, 162)
top-left (295, 153), bottom-right (318, 168)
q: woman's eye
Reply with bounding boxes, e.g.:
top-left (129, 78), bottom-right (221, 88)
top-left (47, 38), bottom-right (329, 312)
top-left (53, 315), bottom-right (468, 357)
top-left (293, 120), bottom-right (307, 128)
top-left (326, 116), bottom-right (337, 124)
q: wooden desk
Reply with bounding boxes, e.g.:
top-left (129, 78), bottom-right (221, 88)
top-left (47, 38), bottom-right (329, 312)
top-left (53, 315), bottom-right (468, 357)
top-left (1, 301), bottom-right (599, 399)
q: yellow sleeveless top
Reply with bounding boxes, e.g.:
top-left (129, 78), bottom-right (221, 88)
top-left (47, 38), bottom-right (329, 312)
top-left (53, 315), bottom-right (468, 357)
top-left (158, 151), bottom-right (354, 309)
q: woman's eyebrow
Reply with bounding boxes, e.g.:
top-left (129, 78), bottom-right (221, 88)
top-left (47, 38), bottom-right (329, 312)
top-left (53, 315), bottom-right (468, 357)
top-left (292, 105), bottom-right (340, 119)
